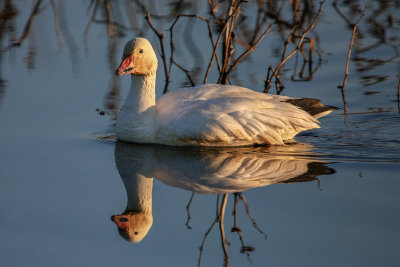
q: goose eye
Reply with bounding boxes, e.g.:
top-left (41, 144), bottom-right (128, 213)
top-left (139, 49), bottom-right (143, 53)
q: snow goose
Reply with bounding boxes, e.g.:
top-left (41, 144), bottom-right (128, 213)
top-left (115, 37), bottom-right (335, 146)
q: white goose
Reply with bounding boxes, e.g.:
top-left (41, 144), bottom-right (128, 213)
top-left (115, 37), bottom-right (335, 146)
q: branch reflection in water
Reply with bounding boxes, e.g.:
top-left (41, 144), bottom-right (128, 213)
top-left (111, 141), bottom-right (335, 264)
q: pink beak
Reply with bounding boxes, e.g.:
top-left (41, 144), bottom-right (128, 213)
top-left (115, 55), bottom-right (134, 76)
top-left (111, 215), bottom-right (130, 232)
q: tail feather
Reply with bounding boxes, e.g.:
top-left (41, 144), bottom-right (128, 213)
top-left (285, 98), bottom-right (338, 119)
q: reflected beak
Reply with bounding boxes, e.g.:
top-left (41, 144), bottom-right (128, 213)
top-left (115, 55), bottom-right (134, 76)
top-left (111, 215), bottom-right (130, 232)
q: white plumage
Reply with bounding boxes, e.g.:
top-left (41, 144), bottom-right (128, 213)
top-left (115, 37), bottom-right (334, 146)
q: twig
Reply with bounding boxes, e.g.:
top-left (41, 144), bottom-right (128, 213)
top-left (104, 37), bottom-right (121, 120)
top-left (145, 11), bottom-right (170, 94)
top-left (103, 0), bottom-right (114, 38)
top-left (248, 0), bottom-right (268, 46)
top-left (332, 1), bottom-right (352, 26)
top-left (185, 192), bottom-right (195, 229)
top-left (231, 194), bottom-right (253, 263)
top-left (281, 26), bottom-right (297, 64)
top-left (218, 0), bottom-right (239, 84)
top-left (227, 23), bottom-right (273, 74)
top-left (338, 6), bottom-right (367, 114)
top-left (264, 66), bottom-right (283, 93)
top-left (264, 1), bottom-right (324, 92)
top-left (198, 219), bottom-right (218, 267)
top-left (276, 2), bottom-right (322, 72)
top-left (207, 0), bottom-right (219, 23)
top-left (83, 0), bottom-right (100, 54)
top-left (169, 14), bottom-right (221, 83)
top-left (219, 194), bottom-right (229, 267)
top-left (203, 1), bottom-right (245, 84)
top-left (238, 193), bottom-right (267, 239)
top-left (198, 194), bottom-right (221, 267)
top-left (171, 59), bottom-right (195, 86)
top-left (397, 79), bottom-right (400, 113)
top-left (10, 0), bottom-right (44, 47)
top-left (218, 0), bottom-right (254, 84)
top-left (49, 0), bottom-right (62, 50)
top-left (216, 194), bottom-right (220, 216)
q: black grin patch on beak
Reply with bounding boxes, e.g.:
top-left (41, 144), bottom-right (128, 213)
top-left (115, 67), bottom-right (134, 76)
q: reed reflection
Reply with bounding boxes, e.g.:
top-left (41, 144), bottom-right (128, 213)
top-left (2, 1), bottom-right (399, 110)
top-left (111, 141), bottom-right (334, 263)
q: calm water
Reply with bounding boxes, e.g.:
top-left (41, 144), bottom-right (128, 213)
top-left (1, 1), bottom-right (400, 266)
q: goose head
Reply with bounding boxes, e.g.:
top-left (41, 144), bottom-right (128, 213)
top-left (111, 213), bottom-right (153, 243)
top-left (115, 37), bottom-right (158, 76)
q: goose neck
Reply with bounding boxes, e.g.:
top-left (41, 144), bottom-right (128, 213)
top-left (124, 174), bottom-right (153, 215)
top-left (129, 72), bottom-right (156, 113)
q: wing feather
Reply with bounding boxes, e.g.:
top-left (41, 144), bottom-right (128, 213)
top-left (155, 84), bottom-right (320, 146)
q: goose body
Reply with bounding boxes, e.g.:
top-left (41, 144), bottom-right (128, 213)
top-left (115, 38), bottom-right (334, 146)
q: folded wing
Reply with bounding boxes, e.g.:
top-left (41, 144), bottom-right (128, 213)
top-left (155, 84), bottom-right (321, 146)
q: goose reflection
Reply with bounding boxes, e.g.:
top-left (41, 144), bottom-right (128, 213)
top-left (111, 141), bottom-right (334, 244)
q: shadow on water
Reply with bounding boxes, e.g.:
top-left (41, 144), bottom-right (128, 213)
top-left (111, 141), bottom-right (335, 265)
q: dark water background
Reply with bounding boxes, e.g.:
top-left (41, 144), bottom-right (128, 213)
top-left (1, 1), bottom-right (399, 266)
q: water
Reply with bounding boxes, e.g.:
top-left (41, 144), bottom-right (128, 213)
top-left (1, 1), bottom-right (400, 266)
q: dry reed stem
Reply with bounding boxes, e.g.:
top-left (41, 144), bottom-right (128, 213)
top-left (339, 6), bottom-right (366, 114)
top-left (264, 1), bottom-right (324, 93)
top-left (218, 194), bottom-right (229, 267)
top-left (103, 0), bottom-right (114, 38)
top-left (219, 0), bottom-right (245, 84)
top-left (171, 59), bottom-right (195, 86)
top-left (265, 66), bottom-right (283, 93)
top-left (207, 0), bottom-right (219, 23)
top-left (397, 79), bottom-right (400, 112)
top-left (198, 219), bottom-right (218, 267)
top-left (49, 0), bottom-right (63, 50)
top-left (238, 193), bottom-right (267, 239)
top-left (332, 1), bottom-right (352, 25)
top-left (275, 3), bottom-right (322, 72)
top-left (145, 12), bottom-right (170, 94)
top-left (185, 192), bottom-right (195, 229)
top-left (227, 23), bottom-right (273, 74)
top-left (83, 0), bottom-right (100, 54)
top-left (10, 0), bottom-right (43, 47)
top-left (232, 194), bottom-right (253, 263)
top-left (198, 194), bottom-right (221, 267)
top-left (169, 14), bottom-right (221, 83)
top-left (291, 37), bottom-right (315, 82)
top-left (272, 25), bottom-right (297, 92)
top-left (203, 1), bottom-right (245, 84)
top-left (220, 1), bottom-right (237, 79)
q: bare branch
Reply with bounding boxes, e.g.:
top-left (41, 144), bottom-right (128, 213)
top-left (397, 79), bottom-right (400, 113)
top-left (185, 192), bottom-right (195, 229)
top-left (198, 194), bottom-right (221, 267)
top-left (203, 1), bottom-right (245, 84)
top-left (338, 6), bottom-right (367, 114)
top-left (171, 59), bottom-right (195, 86)
top-left (103, 0), bottom-right (114, 38)
top-left (145, 11), bottom-right (170, 94)
top-left (10, 0), bottom-right (44, 47)
top-left (264, 1), bottom-right (325, 93)
top-left (49, 0), bottom-right (62, 50)
top-left (227, 23), bottom-right (272, 74)
top-left (83, 0), bottom-right (100, 54)
top-left (238, 193), bottom-right (267, 239)
top-left (169, 14), bottom-right (221, 84)
top-left (218, 194), bottom-right (229, 267)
